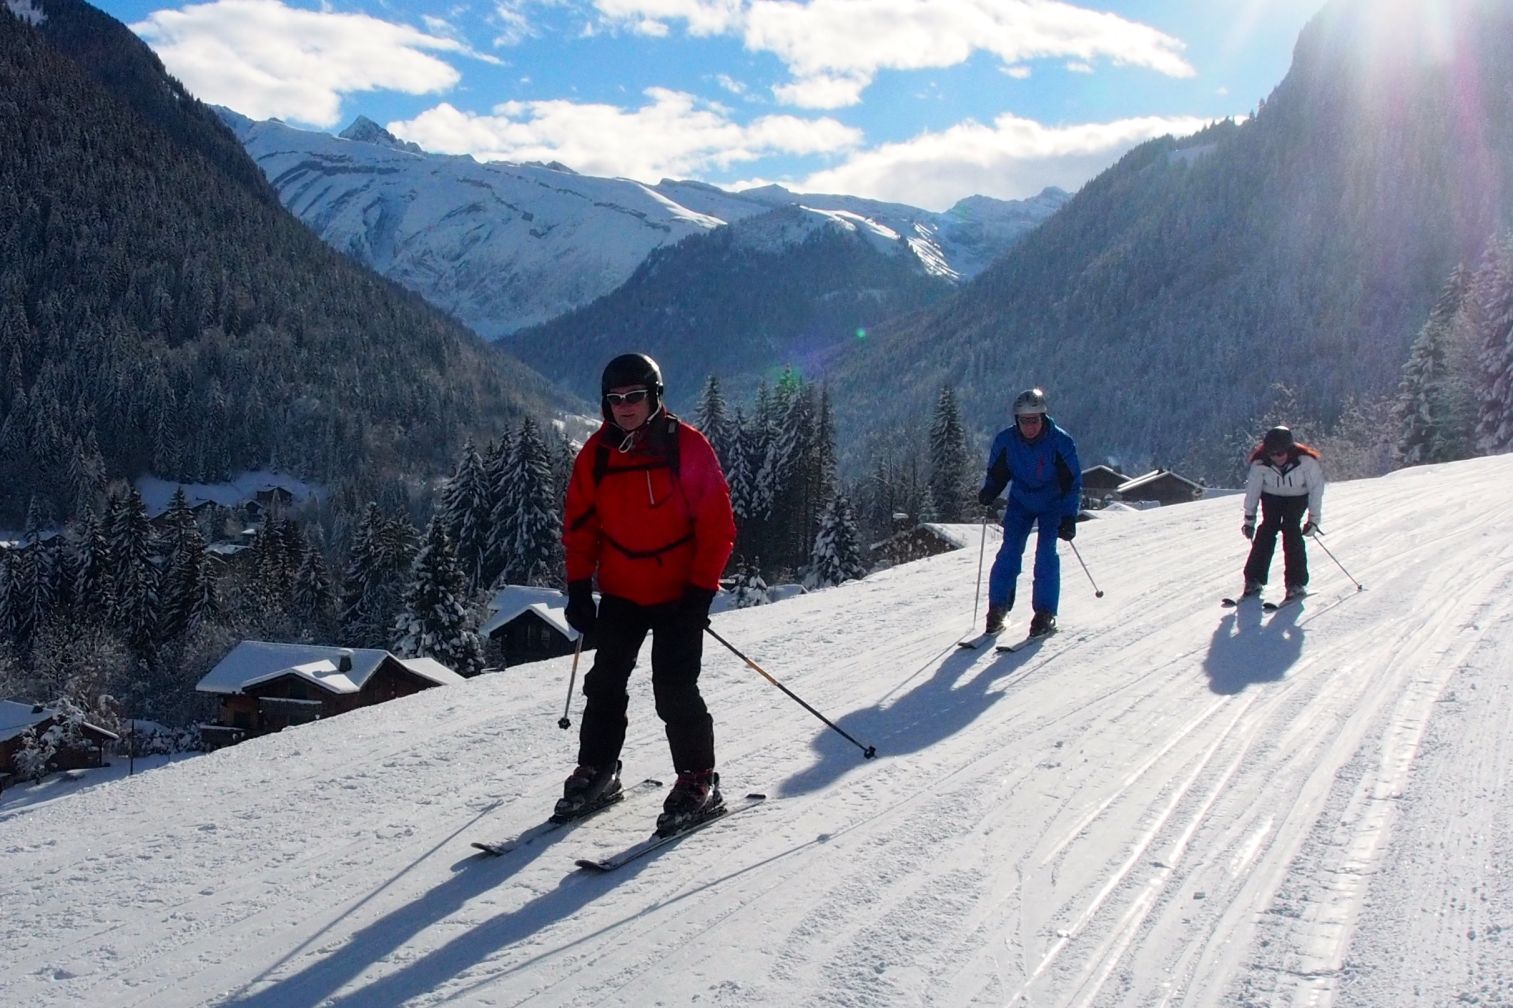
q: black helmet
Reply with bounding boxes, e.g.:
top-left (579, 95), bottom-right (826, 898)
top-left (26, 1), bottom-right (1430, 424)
top-left (1012, 387), bottom-right (1048, 416)
top-left (1262, 425), bottom-right (1294, 453)
top-left (600, 352), bottom-right (663, 422)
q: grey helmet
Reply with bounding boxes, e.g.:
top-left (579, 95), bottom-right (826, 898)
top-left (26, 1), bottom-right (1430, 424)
top-left (1262, 425), bottom-right (1294, 453)
top-left (1012, 387), bottom-right (1049, 417)
top-left (600, 352), bottom-right (664, 422)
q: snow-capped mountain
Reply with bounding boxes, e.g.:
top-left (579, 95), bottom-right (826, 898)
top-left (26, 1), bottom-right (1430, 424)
top-left (217, 108), bottom-right (1068, 339)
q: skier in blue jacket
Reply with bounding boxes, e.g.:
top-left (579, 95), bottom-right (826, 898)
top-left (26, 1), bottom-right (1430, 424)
top-left (977, 388), bottom-right (1083, 638)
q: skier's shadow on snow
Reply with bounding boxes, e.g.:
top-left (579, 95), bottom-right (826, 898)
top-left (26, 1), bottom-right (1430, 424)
top-left (218, 821), bottom-right (601, 1008)
top-left (1203, 602), bottom-right (1305, 695)
top-left (777, 638), bottom-right (1049, 797)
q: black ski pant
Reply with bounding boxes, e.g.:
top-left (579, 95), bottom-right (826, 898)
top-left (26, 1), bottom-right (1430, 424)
top-left (577, 593), bottom-right (715, 774)
top-left (1243, 492), bottom-right (1309, 588)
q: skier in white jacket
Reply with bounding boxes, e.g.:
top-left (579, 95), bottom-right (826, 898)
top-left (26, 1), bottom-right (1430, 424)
top-left (1239, 425), bottom-right (1325, 601)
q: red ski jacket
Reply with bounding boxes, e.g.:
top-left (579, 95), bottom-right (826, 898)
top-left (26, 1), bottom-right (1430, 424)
top-left (563, 412), bottom-right (735, 606)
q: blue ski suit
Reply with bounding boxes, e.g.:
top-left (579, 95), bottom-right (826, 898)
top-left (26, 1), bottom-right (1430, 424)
top-left (978, 416), bottom-right (1082, 615)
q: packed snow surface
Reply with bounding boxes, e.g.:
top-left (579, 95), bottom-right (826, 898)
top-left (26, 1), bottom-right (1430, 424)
top-left (3, 454), bottom-right (1511, 1007)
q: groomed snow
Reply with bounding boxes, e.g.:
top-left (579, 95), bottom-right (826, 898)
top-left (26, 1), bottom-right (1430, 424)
top-left (3, 454), bottom-right (1510, 1007)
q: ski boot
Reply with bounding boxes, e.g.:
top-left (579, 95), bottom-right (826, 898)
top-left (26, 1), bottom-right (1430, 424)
top-left (985, 605), bottom-right (1007, 635)
top-left (656, 770), bottom-right (724, 836)
top-left (1028, 610), bottom-right (1057, 638)
top-left (553, 760), bottom-right (622, 822)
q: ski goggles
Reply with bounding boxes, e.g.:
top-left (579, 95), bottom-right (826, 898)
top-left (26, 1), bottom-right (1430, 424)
top-left (603, 389), bottom-right (651, 406)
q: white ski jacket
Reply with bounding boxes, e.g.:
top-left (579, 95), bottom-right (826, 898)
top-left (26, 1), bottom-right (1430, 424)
top-left (1243, 453), bottom-right (1325, 523)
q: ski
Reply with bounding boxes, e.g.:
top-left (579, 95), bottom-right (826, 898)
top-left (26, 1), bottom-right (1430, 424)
top-left (1263, 594), bottom-right (1306, 612)
top-left (1220, 594), bottom-right (1263, 607)
top-left (573, 792), bottom-right (768, 873)
top-left (996, 627), bottom-right (1057, 653)
top-left (957, 631), bottom-right (1002, 649)
top-left (471, 778), bottom-right (663, 856)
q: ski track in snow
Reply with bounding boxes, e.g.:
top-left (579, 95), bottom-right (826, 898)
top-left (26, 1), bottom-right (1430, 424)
top-left (2, 456), bottom-right (1511, 1007)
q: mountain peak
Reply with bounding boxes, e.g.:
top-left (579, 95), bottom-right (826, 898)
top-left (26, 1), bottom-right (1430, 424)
top-left (338, 116), bottom-right (423, 154)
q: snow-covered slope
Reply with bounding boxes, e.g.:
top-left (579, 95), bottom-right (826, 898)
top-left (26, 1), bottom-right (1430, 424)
top-left (217, 110), bottom-right (1068, 338)
top-left (5, 454), bottom-right (1511, 1007)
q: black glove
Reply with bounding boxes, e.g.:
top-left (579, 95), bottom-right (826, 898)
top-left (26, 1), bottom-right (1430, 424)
top-left (1241, 520), bottom-right (1255, 540)
top-left (1302, 521), bottom-right (1320, 537)
top-left (1058, 517), bottom-right (1077, 541)
top-left (977, 487), bottom-right (997, 507)
top-left (680, 585), bottom-right (717, 628)
top-left (564, 579), bottom-right (596, 634)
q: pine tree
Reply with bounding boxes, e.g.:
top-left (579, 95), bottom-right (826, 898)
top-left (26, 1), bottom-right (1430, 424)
top-left (440, 439), bottom-right (491, 589)
top-left (105, 487), bottom-right (158, 656)
top-left (1472, 236), bottom-right (1513, 454)
top-left (486, 428), bottom-right (522, 585)
top-left (1398, 266), bottom-right (1475, 465)
top-left (293, 543), bottom-right (335, 629)
top-left (392, 515), bottom-right (484, 677)
top-left (508, 418), bottom-right (563, 588)
top-left (340, 503), bottom-right (391, 648)
top-left (70, 504), bottom-right (111, 615)
top-left (728, 557), bottom-right (771, 609)
top-left (928, 385), bottom-right (972, 521)
top-left (695, 374), bottom-right (732, 468)
top-left (808, 494), bottom-right (867, 588)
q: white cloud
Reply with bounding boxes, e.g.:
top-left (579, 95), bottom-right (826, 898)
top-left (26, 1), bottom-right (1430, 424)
top-left (594, 0), bottom-right (744, 36)
top-left (782, 112), bottom-right (1212, 211)
top-left (1004, 64), bottom-right (1033, 79)
top-left (389, 87), bottom-right (863, 181)
top-left (598, 0), bottom-right (1193, 108)
top-left (130, 0), bottom-right (474, 127)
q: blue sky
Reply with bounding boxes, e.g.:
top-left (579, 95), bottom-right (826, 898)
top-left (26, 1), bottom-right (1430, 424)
top-left (91, 0), bottom-right (1326, 210)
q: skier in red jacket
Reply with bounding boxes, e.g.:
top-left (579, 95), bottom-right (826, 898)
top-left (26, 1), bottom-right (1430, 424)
top-left (558, 353), bottom-right (736, 835)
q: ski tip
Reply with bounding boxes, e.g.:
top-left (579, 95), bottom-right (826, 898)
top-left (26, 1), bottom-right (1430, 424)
top-left (745, 792), bottom-right (768, 800)
top-left (574, 858), bottom-right (612, 872)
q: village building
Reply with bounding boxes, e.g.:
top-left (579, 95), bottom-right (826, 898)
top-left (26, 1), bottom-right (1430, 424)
top-left (1080, 465), bottom-right (1131, 509)
top-left (195, 642), bottom-right (464, 748)
top-left (1114, 469), bottom-right (1206, 508)
top-left (480, 585), bottom-right (581, 665)
top-left (0, 700), bottom-right (119, 789)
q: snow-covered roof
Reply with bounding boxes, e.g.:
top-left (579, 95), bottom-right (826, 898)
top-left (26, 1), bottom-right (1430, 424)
top-left (197, 641), bottom-right (464, 695)
top-left (1116, 469), bottom-right (1204, 494)
top-left (480, 585), bottom-right (577, 639)
top-left (0, 700), bottom-right (118, 743)
top-left (0, 700), bottom-right (52, 743)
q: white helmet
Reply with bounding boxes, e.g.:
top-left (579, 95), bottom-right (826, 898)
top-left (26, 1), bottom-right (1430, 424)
top-left (1013, 388), bottom-right (1048, 416)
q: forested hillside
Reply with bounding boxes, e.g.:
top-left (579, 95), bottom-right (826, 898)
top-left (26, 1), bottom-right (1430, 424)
top-left (0, 1), bottom-right (570, 528)
top-left (822, 0), bottom-right (1513, 482)
top-left (508, 205), bottom-right (952, 407)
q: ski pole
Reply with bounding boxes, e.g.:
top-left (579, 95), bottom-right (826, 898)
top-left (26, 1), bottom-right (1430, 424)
top-left (1068, 540), bottom-right (1104, 598)
top-left (970, 516), bottom-right (989, 631)
top-left (557, 635), bottom-right (584, 730)
top-left (705, 626), bottom-right (877, 759)
top-left (1312, 531), bottom-right (1363, 591)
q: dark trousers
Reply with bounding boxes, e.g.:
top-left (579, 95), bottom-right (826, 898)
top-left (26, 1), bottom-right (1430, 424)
top-left (577, 594), bottom-right (715, 773)
top-left (1244, 493), bottom-right (1309, 588)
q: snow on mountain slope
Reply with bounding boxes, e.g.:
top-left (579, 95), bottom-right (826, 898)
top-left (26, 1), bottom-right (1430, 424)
top-left (4, 454), bottom-right (1511, 1007)
top-left (218, 110), bottom-right (1068, 338)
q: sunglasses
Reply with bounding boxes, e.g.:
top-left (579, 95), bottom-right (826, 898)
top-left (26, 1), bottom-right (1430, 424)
top-left (1016, 413), bottom-right (1044, 423)
top-left (604, 389), bottom-right (650, 406)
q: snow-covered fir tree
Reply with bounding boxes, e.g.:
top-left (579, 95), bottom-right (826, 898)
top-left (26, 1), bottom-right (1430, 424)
top-left (807, 494), bottom-right (867, 588)
top-left (70, 504), bottom-right (111, 614)
top-left (728, 557), bottom-right (771, 609)
top-left (158, 492), bottom-right (217, 642)
top-left (392, 515), bottom-right (484, 677)
top-left (1398, 266), bottom-right (1477, 465)
top-left (105, 487), bottom-right (158, 656)
top-left (695, 375), bottom-right (732, 470)
top-left (1472, 236), bottom-right (1513, 454)
top-left (441, 439), bottom-right (492, 590)
top-left (486, 429), bottom-right (522, 585)
top-left (506, 417), bottom-right (563, 588)
top-left (928, 385), bottom-right (972, 521)
top-left (725, 406), bottom-right (756, 521)
top-left (341, 503), bottom-right (401, 648)
top-left (292, 543), bottom-right (335, 630)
